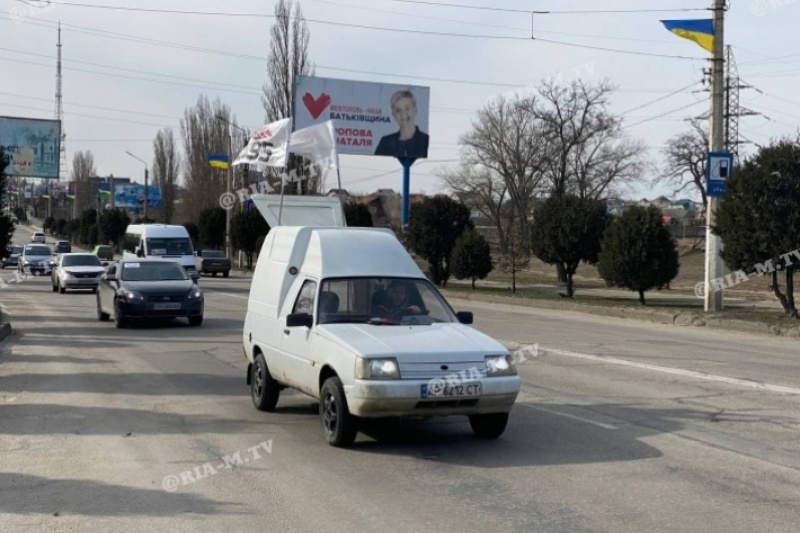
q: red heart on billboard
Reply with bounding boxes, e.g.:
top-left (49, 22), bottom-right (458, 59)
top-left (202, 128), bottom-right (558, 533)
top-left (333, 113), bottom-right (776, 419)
top-left (302, 92), bottom-right (331, 119)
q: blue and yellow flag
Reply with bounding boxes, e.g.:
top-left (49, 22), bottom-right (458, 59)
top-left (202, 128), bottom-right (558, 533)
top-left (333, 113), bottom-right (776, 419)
top-left (41, 194), bottom-right (51, 200)
top-left (66, 194), bottom-right (75, 200)
top-left (661, 19), bottom-right (714, 53)
top-left (208, 154), bottom-right (230, 170)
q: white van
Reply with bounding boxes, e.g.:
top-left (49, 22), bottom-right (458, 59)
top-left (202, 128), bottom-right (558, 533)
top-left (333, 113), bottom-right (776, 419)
top-left (121, 224), bottom-right (198, 279)
top-left (243, 195), bottom-right (521, 447)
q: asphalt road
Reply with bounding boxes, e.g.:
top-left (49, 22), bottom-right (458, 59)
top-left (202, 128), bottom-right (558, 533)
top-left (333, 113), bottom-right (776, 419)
top-left (1, 225), bottom-right (799, 533)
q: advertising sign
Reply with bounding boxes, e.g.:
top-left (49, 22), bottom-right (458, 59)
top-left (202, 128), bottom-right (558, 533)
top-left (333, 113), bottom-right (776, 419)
top-left (113, 184), bottom-right (162, 209)
top-left (294, 76), bottom-right (430, 159)
top-left (707, 152), bottom-right (734, 198)
top-left (0, 116), bottom-right (61, 178)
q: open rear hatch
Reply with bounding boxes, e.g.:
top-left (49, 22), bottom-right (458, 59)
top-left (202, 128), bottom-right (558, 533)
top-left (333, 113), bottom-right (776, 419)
top-left (250, 194), bottom-right (346, 228)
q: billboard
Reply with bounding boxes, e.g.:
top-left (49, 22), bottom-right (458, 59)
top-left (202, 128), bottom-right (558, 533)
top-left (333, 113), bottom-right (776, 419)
top-left (113, 184), bottom-right (162, 209)
top-left (294, 76), bottom-right (430, 159)
top-left (0, 116), bottom-right (61, 178)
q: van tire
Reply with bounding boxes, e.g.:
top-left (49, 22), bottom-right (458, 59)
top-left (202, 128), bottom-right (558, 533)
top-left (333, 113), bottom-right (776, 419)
top-left (223, 271), bottom-right (230, 278)
top-left (468, 413), bottom-right (509, 439)
top-left (320, 377), bottom-right (358, 447)
top-left (251, 353), bottom-right (279, 412)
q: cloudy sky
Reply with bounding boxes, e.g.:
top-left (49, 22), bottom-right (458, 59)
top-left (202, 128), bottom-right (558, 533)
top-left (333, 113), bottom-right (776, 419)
top-left (1, 0), bottom-right (798, 200)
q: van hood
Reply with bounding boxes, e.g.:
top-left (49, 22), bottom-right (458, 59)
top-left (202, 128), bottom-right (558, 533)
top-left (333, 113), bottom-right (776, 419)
top-left (316, 323), bottom-right (506, 360)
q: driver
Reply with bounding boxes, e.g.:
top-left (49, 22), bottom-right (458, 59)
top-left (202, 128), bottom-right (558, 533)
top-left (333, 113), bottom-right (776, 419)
top-left (374, 281), bottom-right (422, 321)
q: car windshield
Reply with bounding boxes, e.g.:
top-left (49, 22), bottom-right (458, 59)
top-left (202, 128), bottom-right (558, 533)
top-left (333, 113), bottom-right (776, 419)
top-left (316, 277), bottom-right (457, 326)
top-left (146, 238), bottom-right (192, 256)
top-left (202, 250), bottom-right (225, 258)
top-left (121, 262), bottom-right (189, 281)
top-left (10, 246), bottom-right (22, 255)
top-left (25, 246), bottom-right (52, 256)
top-left (63, 255), bottom-right (101, 267)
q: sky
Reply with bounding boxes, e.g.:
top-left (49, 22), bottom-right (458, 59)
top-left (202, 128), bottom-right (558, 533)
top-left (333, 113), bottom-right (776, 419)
top-left (1, 0), bottom-right (798, 202)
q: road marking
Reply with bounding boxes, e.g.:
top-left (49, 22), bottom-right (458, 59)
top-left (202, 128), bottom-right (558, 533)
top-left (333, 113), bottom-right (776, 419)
top-left (204, 290), bottom-right (248, 300)
top-left (504, 341), bottom-right (800, 396)
top-left (523, 403), bottom-right (618, 430)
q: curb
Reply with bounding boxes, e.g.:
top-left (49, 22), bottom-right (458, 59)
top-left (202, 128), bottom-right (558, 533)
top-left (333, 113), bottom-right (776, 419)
top-left (441, 289), bottom-right (800, 339)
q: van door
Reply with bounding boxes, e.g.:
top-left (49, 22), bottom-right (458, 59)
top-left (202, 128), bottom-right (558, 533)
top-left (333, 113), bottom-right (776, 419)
top-left (279, 278), bottom-right (318, 395)
top-left (250, 194), bottom-right (346, 228)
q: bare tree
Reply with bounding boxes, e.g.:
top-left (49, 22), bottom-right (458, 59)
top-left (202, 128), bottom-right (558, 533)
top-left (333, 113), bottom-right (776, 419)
top-left (532, 79), bottom-right (647, 201)
top-left (153, 128), bottom-right (180, 223)
top-left (498, 224), bottom-right (530, 294)
top-left (262, 0), bottom-right (313, 122)
top-left (459, 95), bottom-right (547, 250)
top-left (71, 150), bottom-right (96, 215)
top-left (261, 0), bottom-right (321, 195)
top-left (659, 119), bottom-right (708, 206)
top-left (180, 95), bottom-right (240, 218)
top-left (440, 165), bottom-right (512, 251)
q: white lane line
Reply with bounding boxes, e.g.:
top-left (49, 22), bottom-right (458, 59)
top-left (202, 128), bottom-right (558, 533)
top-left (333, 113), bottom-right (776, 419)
top-left (504, 341), bottom-right (800, 396)
top-left (203, 290), bottom-right (248, 300)
top-left (523, 403), bottom-right (618, 430)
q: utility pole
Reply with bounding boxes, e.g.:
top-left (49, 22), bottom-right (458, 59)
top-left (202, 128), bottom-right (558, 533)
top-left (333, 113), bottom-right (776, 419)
top-left (226, 124), bottom-right (233, 260)
top-left (704, 0), bottom-right (726, 312)
top-left (144, 167), bottom-right (149, 219)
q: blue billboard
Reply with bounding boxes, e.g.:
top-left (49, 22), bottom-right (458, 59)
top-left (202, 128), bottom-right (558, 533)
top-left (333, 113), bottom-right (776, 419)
top-left (0, 116), bottom-right (61, 178)
top-left (113, 184), bottom-right (162, 209)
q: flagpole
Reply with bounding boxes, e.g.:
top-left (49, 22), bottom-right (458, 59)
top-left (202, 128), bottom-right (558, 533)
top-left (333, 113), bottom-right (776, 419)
top-left (704, 0), bottom-right (725, 312)
top-left (277, 122), bottom-right (293, 226)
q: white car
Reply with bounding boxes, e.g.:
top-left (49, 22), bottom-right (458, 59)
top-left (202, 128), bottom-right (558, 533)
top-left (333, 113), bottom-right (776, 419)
top-left (31, 232), bottom-right (45, 244)
top-left (242, 196), bottom-right (521, 447)
top-left (50, 253), bottom-right (106, 293)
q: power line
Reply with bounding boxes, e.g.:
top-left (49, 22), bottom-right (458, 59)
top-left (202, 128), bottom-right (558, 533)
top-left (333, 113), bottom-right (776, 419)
top-left (1, 12), bottom-right (702, 90)
top-left (619, 82), bottom-right (701, 115)
top-left (329, 0), bottom-right (710, 15)
top-left (623, 99), bottom-right (706, 129)
top-left (3, 5), bottom-right (703, 60)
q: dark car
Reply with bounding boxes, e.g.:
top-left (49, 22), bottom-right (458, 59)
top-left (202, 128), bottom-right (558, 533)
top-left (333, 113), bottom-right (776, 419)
top-left (2, 245), bottom-right (23, 269)
top-left (195, 249), bottom-right (231, 277)
top-left (96, 259), bottom-right (204, 328)
top-left (53, 240), bottom-right (72, 254)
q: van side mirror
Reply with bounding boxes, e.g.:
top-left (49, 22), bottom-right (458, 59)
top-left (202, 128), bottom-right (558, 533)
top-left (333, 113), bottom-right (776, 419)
top-left (456, 311), bottom-right (473, 325)
top-left (136, 248), bottom-right (144, 257)
top-left (286, 313), bottom-right (313, 329)
top-left (105, 273), bottom-right (117, 282)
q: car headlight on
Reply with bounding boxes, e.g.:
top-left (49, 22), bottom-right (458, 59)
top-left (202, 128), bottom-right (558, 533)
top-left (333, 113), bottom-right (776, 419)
top-left (22, 259), bottom-right (30, 266)
top-left (485, 354), bottom-right (517, 377)
top-left (188, 289), bottom-right (203, 300)
top-left (355, 357), bottom-right (401, 380)
top-left (63, 272), bottom-right (74, 279)
top-left (123, 290), bottom-right (144, 301)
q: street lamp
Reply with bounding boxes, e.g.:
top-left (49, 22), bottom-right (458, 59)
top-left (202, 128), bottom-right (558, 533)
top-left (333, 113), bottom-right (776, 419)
top-left (215, 114), bottom-right (247, 261)
top-left (125, 151), bottom-right (149, 219)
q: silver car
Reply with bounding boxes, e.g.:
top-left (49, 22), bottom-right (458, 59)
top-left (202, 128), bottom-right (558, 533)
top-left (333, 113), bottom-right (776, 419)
top-left (18, 244), bottom-right (54, 275)
top-left (51, 253), bottom-right (106, 293)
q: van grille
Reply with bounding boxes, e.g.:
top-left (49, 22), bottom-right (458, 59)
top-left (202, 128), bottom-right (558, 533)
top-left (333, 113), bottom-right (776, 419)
top-left (398, 361), bottom-right (486, 381)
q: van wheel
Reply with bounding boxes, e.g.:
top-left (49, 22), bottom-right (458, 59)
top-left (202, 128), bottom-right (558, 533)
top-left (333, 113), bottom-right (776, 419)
top-left (468, 413), bottom-right (509, 439)
top-left (58, 280), bottom-right (66, 294)
top-left (188, 316), bottom-right (203, 327)
top-left (251, 353), bottom-right (279, 412)
top-left (320, 377), bottom-right (358, 447)
top-left (223, 271), bottom-right (229, 278)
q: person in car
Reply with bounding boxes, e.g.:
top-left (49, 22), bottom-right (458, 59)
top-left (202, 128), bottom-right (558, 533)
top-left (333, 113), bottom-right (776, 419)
top-left (373, 281), bottom-right (422, 320)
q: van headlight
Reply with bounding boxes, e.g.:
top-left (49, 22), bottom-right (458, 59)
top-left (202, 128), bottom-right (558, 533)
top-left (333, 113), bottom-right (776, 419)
top-left (485, 355), bottom-right (517, 376)
top-left (356, 357), bottom-right (400, 380)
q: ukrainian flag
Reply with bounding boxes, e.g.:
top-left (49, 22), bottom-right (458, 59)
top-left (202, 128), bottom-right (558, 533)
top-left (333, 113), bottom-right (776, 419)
top-left (41, 194), bottom-right (51, 199)
top-left (661, 19), bottom-right (714, 53)
top-left (66, 194), bottom-right (75, 200)
top-left (208, 154), bottom-right (230, 170)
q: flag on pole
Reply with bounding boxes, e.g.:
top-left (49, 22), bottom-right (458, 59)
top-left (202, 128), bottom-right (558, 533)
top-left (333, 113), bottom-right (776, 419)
top-left (208, 154), bottom-right (230, 170)
top-left (661, 19), bottom-right (714, 53)
top-left (232, 118), bottom-right (292, 169)
top-left (40, 194), bottom-right (51, 199)
top-left (288, 120), bottom-right (339, 170)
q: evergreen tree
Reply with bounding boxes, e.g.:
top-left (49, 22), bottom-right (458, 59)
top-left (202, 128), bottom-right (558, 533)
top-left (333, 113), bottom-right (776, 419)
top-left (344, 202), bottom-right (373, 227)
top-left (597, 205), bottom-right (679, 305)
top-left (451, 228), bottom-right (493, 289)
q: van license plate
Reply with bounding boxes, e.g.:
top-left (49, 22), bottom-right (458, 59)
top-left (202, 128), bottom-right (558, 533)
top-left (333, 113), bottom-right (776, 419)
top-left (154, 303), bottom-right (181, 310)
top-left (421, 382), bottom-right (482, 399)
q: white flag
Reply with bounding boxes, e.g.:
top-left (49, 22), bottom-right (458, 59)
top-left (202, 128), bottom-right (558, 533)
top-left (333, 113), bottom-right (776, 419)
top-left (288, 120), bottom-right (339, 170)
top-left (233, 118), bottom-right (291, 169)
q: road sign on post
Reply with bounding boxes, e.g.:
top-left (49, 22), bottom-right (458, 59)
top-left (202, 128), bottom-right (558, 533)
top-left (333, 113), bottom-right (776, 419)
top-left (707, 151), bottom-right (733, 198)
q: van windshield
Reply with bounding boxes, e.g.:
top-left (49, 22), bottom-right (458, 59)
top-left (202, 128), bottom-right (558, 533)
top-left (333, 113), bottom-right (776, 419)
top-left (146, 238), bottom-right (192, 256)
top-left (316, 277), bottom-right (457, 326)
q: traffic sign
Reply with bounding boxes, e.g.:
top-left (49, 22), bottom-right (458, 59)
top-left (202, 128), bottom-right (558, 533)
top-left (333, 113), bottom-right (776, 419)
top-left (707, 152), bottom-right (734, 198)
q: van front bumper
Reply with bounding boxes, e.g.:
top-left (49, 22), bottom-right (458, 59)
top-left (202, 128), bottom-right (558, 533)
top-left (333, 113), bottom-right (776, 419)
top-left (344, 377), bottom-right (521, 418)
